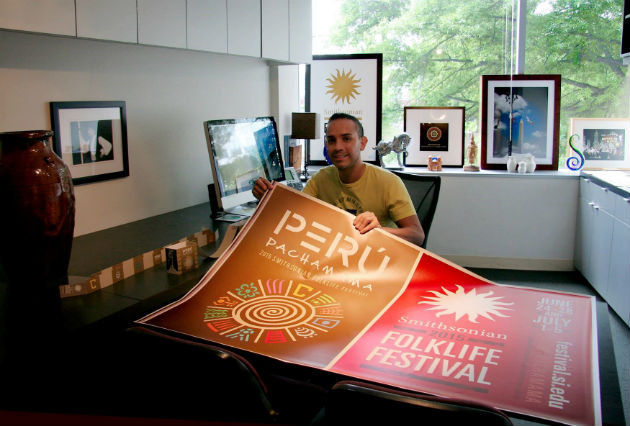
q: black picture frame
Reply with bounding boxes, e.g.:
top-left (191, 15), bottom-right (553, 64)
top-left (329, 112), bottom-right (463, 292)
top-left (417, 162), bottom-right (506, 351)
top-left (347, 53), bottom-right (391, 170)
top-left (50, 101), bottom-right (129, 185)
top-left (306, 53), bottom-right (383, 165)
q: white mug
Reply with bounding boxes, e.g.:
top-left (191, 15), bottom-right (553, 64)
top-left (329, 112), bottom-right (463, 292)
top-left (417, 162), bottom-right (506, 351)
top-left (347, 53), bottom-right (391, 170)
top-left (518, 161), bottom-right (527, 173)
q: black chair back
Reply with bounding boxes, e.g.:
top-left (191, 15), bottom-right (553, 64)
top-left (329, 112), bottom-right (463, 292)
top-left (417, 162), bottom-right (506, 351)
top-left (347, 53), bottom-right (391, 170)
top-left (119, 326), bottom-right (279, 422)
top-left (392, 171), bottom-right (441, 249)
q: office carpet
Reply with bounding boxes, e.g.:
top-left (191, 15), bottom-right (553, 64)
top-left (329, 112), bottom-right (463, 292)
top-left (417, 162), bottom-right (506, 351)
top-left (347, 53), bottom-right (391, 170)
top-left (468, 268), bottom-right (629, 426)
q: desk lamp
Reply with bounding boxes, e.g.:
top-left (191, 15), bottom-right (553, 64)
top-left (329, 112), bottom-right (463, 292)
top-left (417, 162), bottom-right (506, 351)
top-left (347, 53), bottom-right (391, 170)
top-left (291, 112), bottom-right (320, 180)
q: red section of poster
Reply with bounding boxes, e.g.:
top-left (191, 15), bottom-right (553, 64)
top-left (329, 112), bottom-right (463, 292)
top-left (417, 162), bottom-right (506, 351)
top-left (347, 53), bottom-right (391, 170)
top-left (138, 184), bottom-right (600, 426)
top-left (329, 253), bottom-right (599, 426)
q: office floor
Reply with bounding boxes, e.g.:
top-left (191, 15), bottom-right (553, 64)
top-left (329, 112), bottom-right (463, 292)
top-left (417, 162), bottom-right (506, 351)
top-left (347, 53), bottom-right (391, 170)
top-left (469, 268), bottom-right (629, 426)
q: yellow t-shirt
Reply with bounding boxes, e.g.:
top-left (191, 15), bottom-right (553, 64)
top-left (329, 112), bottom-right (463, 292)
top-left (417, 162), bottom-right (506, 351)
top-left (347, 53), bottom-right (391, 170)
top-left (302, 163), bottom-right (416, 228)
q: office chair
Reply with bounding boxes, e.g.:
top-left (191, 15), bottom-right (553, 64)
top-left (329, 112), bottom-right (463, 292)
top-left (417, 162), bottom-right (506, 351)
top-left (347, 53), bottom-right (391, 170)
top-left (312, 380), bottom-right (513, 425)
top-left (392, 171), bottom-right (441, 249)
top-left (115, 326), bottom-right (280, 423)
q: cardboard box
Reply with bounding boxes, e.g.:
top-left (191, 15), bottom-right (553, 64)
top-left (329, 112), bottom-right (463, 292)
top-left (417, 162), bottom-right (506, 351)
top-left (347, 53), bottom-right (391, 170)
top-left (165, 241), bottom-right (199, 275)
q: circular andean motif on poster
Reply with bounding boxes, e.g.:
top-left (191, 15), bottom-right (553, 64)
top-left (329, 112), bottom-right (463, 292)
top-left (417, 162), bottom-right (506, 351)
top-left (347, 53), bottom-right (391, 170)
top-left (202, 279), bottom-right (344, 344)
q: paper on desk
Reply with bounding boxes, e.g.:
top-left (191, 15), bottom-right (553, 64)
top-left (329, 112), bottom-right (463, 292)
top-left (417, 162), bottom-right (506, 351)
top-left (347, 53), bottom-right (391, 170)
top-left (204, 220), bottom-right (247, 259)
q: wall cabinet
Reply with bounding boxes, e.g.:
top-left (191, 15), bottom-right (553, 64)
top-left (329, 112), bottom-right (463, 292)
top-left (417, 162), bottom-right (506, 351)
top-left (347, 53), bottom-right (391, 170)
top-left (137, 0), bottom-right (187, 49)
top-left (575, 176), bottom-right (630, 326)
top-left (227, 0), bottom-right (261, 58)
top-left (0, 0), bottom-right (311, 64)
top-left (0, 0), bottom-right (75, 36)
top-left (262, 0), bottom-right (289, 61)
top-left (187, 0), bottom-right (228, 53)
top-left (261, 0), bottom-right (312, 63)
top-left (289, 0), bottom-right (312, 64)
top-left (76, 0), bottom-right (137, 43)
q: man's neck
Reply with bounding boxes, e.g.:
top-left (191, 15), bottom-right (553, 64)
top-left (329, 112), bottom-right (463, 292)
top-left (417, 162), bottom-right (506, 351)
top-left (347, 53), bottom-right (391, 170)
top-left (338, 162), bottom-right (366, 184)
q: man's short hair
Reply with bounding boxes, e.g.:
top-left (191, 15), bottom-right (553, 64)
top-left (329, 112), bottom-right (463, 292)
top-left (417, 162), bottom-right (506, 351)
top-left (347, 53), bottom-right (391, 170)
top-left (326, 113), bottom-right (364, 138)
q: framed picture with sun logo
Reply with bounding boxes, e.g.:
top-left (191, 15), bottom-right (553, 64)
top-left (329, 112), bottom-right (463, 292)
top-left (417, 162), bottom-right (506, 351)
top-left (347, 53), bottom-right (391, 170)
top-left (404, 106), bottom-right (465, 167)
top-left (306, 53), bottom-right (383, 164)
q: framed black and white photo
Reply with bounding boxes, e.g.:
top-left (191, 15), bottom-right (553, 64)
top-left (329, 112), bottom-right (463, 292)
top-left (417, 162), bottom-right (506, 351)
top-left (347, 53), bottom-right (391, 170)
top-left (403, 106), bottom-right (465, 167)
top-left (569, 118), bottom-right (630, 170)
top-left (306, 53), bottom-right (382, 164)
top-left (50, 101), bottom-right (129, 185)
top-left (480, 74), bottom-right (561, 170)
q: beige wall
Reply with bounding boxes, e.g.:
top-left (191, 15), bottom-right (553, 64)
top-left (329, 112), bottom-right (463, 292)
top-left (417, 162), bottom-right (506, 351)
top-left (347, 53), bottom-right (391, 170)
top-left (0, 30), bottom-right (273, 236)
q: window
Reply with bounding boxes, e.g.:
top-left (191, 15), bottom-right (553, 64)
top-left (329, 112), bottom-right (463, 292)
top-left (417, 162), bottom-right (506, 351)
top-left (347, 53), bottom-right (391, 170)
top-left (313, 0), bottom-right (628, 168)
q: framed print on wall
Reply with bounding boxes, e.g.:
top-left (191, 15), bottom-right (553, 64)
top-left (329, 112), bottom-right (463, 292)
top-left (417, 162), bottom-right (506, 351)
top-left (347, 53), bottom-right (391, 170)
top-left (306, 53), bottom-right (382, 164)
top-left (50, 101), bottom-right (129, 185)
top-left (403, 106), bottom-right (465, 167)
top-left (480, 74), bottom-right (561, 170)
top-left (569, 118), bottom-right (630, 170)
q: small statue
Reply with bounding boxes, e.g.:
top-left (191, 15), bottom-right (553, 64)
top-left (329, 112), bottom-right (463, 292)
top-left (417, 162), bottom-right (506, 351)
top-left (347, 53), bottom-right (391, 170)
top-left (427, 155), bottom-right (442, 171)
top-left (374, 133), bottom-right (411, 169)
top-left (464, 134), bottom-right (479, 172)
top-left (525, 153), bottom-right (536, 173)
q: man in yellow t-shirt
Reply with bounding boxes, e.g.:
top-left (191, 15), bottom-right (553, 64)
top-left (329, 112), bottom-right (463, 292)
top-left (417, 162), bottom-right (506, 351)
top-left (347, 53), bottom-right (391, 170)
top-left (253, 113), bottom-right (424, 247)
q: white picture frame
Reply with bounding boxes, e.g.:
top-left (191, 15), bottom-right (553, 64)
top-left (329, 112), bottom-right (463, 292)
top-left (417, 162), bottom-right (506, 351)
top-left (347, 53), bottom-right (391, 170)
top-left (569, 117), bottom-right (630, 170)
top-left (306, 53), bottom-right (382, 164)
top-left (403, 106), bottom-right (465, 167)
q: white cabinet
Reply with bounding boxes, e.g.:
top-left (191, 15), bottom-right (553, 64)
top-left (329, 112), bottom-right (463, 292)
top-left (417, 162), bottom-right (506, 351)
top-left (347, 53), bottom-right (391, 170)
top-left (588, 204), bottom-right (614, 294)
top-left (575, 176), bottom-right (630, 326)
top-left (187, 0), bottom-right (228, 53)
top-left (227, 0), bottom-right (261, 58)
top-left (76, 0), bottom-right (137, 43)
top-left (0, 0), bottom-right (75, 36)
top-left (608, 216), bottom-right (629, 325)
top-left (0, 0), bottom-right (311, 63)
top-left (289, 0), bottom-right (311, 64)
top-left (262, 0), bottom-right (289, 61)
top-left (137, 0), bottom-right (187, 49)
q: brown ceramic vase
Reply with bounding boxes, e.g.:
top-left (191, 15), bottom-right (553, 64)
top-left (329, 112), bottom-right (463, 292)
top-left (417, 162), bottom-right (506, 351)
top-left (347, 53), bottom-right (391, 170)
top-left (0, 130), bottom-right (75, 298)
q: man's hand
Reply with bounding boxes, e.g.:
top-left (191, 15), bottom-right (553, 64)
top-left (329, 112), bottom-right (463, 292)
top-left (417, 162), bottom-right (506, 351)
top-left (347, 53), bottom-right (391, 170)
top-left (353, 211), bottom-right (382, 234)
top-left (252, 177), bottom-right (274, 200)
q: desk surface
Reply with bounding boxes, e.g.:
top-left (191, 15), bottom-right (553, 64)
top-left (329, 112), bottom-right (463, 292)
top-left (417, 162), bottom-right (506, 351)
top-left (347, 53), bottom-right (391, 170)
top-left (0, 202), bottom-right (625, 425)
top-left (63, 202), bottom-right (222, 333)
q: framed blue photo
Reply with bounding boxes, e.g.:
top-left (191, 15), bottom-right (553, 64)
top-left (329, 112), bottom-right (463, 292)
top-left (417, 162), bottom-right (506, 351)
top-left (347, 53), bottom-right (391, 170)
top-left (480, 74), bottom-right (561, 171)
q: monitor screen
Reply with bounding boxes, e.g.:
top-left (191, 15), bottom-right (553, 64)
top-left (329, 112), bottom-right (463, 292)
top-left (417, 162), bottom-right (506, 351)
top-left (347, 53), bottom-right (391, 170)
top-left (204, 116), bottom-right (285, 214)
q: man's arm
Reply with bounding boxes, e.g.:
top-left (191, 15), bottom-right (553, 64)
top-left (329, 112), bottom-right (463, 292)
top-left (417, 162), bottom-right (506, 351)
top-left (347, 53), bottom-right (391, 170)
top-left (353, 212), bottom-right (425, 247)
top-left (387, 214), bottom-right (425, 247)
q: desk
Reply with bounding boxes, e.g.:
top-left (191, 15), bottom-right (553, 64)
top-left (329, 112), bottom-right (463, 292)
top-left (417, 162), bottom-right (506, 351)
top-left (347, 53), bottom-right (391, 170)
top-left (0, 202), bottom-right (625, 425)
top-left (0, 203), bottom-right (220, 357)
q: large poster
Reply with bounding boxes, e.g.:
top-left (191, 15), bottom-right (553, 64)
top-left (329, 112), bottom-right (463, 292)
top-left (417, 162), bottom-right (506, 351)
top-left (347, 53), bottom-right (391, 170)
top-left (138, 184), bottom-right (600, 426)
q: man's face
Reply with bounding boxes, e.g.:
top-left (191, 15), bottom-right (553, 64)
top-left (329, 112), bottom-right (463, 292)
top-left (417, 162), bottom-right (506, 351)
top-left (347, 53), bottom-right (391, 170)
top-left (324, 118), bottom-right (367, 170)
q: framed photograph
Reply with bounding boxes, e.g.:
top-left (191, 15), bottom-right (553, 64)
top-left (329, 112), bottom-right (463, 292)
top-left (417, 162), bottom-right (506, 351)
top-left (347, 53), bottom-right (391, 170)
top-left (403, 106), bottom-right (465, 167)
top-left (50, 101), bottom-right (129, 185)
top-left (480, 74), bottom-right (561, 170)
top-left (569, 118), bottom-right (630, 170)
top-left (306, 53), bottom-right (382, 164)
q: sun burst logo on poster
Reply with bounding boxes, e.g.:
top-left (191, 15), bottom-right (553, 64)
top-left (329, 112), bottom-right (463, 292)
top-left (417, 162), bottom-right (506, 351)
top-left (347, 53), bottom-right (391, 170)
top-left (418, 285), bottom-right (513, 323)
top-left (203, 278), bottom-right (343, 344)
top-left (326, 68), bottom-right (361, 104)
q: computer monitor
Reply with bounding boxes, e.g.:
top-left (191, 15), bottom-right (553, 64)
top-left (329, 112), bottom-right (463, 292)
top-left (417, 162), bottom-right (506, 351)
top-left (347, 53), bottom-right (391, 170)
top-left (204, 116), bottom-right (285, 216)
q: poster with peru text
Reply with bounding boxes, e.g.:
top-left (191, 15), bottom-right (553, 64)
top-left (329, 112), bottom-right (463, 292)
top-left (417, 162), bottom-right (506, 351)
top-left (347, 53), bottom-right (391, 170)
top-left (138, 184), bottom-right (600, 426)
